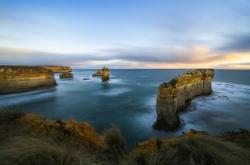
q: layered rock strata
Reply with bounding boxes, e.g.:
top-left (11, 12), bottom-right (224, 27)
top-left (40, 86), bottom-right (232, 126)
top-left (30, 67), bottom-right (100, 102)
top-left (154, 69), bottom-right (214, 130)
top-left (0, 66), bottom-right (56, 94)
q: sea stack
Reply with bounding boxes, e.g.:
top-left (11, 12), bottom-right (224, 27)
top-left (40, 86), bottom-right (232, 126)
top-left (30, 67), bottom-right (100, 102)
top-left (101, 67), bottom-right (110, 82)
top-left (92, 67), bottom-right (110, 82)
top-left (153, 69), bottom-right (214, 130)
top-left (0, 66), bottom-right (57, 94)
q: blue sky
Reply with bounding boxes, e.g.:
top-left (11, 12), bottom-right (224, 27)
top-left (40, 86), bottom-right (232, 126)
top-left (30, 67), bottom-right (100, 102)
top-left (0, 0), bottom-right (250, 69)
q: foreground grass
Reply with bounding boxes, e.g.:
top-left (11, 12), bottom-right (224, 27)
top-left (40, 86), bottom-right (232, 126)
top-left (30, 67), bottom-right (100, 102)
top-left (0, 110), bottom-right (250, 165)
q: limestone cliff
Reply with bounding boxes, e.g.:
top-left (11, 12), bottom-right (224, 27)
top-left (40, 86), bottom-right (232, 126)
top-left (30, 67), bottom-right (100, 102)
top-left (41, 66), bottom-right (72, 73)
top-left (0, 66), bottom-right (56, 94)
top-left (154, 69), bottom-right (214, 130)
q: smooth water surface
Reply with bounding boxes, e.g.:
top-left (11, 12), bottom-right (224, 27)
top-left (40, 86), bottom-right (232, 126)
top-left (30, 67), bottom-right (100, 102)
top-left (1, 69), bottom-right (250, 146)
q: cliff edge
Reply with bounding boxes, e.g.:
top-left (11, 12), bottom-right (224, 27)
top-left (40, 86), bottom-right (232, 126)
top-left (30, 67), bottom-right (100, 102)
top-left (41, 66), bottom-right (72, 73)
top-left (0, 66), bottom-right (56, 94)
top-left (154, 69), bottom-right (214, 130)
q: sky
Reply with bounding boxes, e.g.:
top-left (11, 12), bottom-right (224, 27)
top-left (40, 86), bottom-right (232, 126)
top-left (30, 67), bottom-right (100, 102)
top-left (0, 0), bottom-right (250, 69)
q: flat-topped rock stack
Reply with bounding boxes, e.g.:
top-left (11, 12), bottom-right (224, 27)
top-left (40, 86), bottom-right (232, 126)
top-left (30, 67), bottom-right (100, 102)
top-left (154, 69), bottom-right (214, 130)
top-left (0, 66), bottom-right (57, 94)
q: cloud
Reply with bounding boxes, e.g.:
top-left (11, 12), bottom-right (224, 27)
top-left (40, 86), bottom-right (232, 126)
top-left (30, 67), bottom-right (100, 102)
top-left (102, 45), bottom-right (215, 63)
top-left (0, 35), bottom-right (17, 40)
top-left (1, 45), bottom-right (250, 69)
top-left (0, 45), bottom-right (212, 65)
top-left (218, 33), bottom-right (250, 52)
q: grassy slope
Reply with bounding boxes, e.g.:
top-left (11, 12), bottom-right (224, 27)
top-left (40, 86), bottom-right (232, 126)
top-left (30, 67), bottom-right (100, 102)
top-left (131, 130), bottom-right (250, 165)
top-left (0, 110), bottom-right (250, 165)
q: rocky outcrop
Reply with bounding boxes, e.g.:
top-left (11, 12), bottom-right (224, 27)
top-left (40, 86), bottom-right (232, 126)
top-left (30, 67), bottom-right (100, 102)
top-left (92, 67), bottom-right (110, 82)
top-left (60, 72), bottom-right (73, 79)
top-left (154, 69), bottom-right (214, 130)
top-left (92, 70), bottom-right (102, 77)
top-left (41, 66), bottom-right (72, 73)
top-left (0, 66), bottom-right (56, 94)
top-left (101, 67), bottom-right (110, 82)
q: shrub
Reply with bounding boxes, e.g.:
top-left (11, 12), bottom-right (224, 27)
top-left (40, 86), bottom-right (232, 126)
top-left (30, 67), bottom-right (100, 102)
top-left (103, 126), bottom-right (125, 156)
top-left (0, 109), bottom-right (25, 124)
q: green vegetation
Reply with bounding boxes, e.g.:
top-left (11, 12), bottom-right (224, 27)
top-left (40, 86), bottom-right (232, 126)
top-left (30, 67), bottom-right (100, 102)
top-left (160, 77), bottom-right (178, 88)
top-left (0, 110), bottom-right (250, 165)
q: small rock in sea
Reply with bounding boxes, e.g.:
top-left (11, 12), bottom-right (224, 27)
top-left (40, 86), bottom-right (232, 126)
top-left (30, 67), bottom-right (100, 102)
top-left (83, 78), bottom-right (90, 80)
top-left (92, 67), bottom-right (110, 82)
top-left (60, 72), bottom-right (73, 79)
top-left (92, 70), bottom-right (102, 77)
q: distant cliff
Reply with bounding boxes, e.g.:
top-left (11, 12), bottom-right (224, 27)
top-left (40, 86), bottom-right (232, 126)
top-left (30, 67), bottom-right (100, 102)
top-left (41, 66), bottom-right (72, 73)
top-left (0, 66), bottom-right (56, 94)
top-left (154, 69), bottom-right (214, 130)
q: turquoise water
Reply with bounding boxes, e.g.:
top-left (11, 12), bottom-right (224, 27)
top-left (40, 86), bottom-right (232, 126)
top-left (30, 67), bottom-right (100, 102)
top-left (0, 69), bottom-right (250, 146)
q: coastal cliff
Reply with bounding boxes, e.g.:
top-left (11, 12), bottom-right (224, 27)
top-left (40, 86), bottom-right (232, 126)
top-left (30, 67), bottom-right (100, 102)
top-left (41, 66), bottom-right (72, 73)
top-left (0, 66), bottom-right (56, 94)
top-left (154, 69), bottom-right (214, 130)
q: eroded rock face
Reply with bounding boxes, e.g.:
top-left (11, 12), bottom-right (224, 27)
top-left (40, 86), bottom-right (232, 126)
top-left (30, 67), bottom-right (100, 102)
top-left (0, 66), bottom-right (56, 94)
top-left (41, 66), bottom-right (72, 73)
top-left (154, 69), bottom-right (214, 130)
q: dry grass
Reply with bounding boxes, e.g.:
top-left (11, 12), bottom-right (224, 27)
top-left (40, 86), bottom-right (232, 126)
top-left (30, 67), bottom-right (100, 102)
top-left (129, 133), bottom-right (250, 165)
top-left (0, 110), bottom-right (250, 165)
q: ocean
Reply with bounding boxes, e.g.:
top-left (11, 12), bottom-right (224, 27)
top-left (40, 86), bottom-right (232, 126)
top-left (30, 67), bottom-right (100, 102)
top-left (1, 69), bottom-right (250, 146)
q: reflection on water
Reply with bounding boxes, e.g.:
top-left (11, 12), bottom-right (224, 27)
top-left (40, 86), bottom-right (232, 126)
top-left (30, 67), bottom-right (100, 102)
top-left (0, 69), bottom-right (250, 146)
